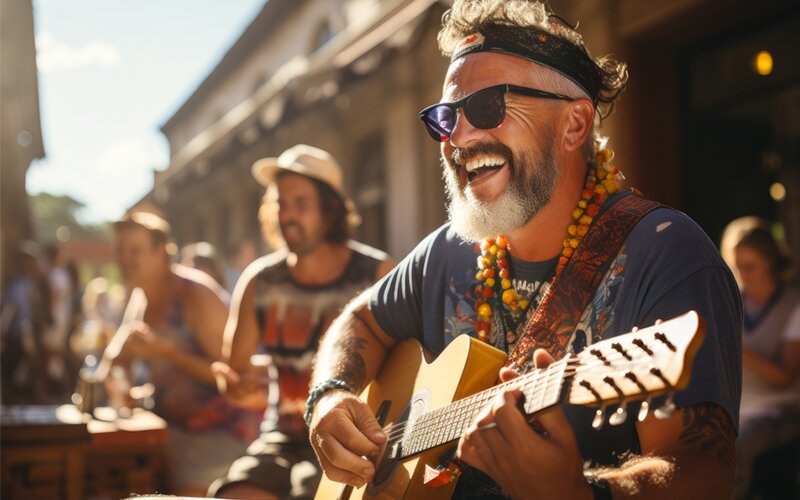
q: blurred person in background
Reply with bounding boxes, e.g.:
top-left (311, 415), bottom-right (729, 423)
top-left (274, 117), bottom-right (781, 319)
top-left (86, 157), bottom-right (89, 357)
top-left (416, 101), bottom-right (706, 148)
top-left (81, 276), bottom-right (125, 329)
top-left (226, 239), bottom-right (258, 293)
top-left (62, 259), bottom-right (85, 395)
top-left (64, 260), bottom-right (84, 329)
top-left (722, 217), bottom-right (800, 498)
top-left (105, 210), bottom-right (262, 496)
top-left (208, 145), bottom-right (395, 499)
top-left (42, 243), bottom-right (76, 398)
top-left (0, 241), bottom-right (52, 403)
top-left (73, 276), bottom-right (125, 360)
top-left (180, 241), bottom-right (229, 291)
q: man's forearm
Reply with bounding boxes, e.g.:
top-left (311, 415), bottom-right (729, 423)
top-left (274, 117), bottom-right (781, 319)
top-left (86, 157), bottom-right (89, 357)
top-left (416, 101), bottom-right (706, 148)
top-left (594, 403), bottom-right (735, 498)
top-left (312, 293), bottom-right (393, 392)
top-left (593, 448), bottom-right (734, 499)
top-left (313, 312), bottom-right (387, 392)
top-left (590, 454), bottom-right (675, 498)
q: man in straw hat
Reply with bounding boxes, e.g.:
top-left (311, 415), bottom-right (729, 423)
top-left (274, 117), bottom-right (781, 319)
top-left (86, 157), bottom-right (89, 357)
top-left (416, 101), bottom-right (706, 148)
top-left (208, 144), bottom-right (395, 498)
top-left (108, 210), bottom-right (262, 495)
top-left (306, 1), bottom-right (741, 498)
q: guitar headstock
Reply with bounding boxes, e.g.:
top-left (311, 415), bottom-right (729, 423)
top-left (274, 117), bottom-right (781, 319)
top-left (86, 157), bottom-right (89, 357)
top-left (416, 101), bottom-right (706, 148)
top-left (567, 311), bottom-right (705, 426)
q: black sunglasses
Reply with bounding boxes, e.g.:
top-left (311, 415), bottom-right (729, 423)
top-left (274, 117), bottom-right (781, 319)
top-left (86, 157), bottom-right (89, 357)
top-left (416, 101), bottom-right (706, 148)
top-left (419, 84), bottom-right (574, 142)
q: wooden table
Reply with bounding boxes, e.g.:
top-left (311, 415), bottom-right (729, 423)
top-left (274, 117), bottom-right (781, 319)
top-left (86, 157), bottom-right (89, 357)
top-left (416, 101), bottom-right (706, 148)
top-left (1, 405), bottom-right (168, 500)
top-left (85, 407), bottom-right (168, 498)
top-left (1, 405), bottom-right (89, 499)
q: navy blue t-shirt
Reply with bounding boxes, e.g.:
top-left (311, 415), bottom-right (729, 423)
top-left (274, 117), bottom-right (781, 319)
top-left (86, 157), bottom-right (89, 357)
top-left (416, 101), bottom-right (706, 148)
top-left (369, 200), bottom-right (742, 488)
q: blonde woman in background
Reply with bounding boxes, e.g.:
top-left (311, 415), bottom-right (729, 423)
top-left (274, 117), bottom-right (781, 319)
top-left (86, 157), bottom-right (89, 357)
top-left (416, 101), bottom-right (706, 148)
top-left (722, 217), bottom-right (800, 498)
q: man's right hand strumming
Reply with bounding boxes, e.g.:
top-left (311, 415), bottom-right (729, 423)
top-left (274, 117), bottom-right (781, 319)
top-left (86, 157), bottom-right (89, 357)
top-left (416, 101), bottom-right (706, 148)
top-left (308, 291), bottom-right (396, 487)
top-left (309, 389), bottom-right (387, 488)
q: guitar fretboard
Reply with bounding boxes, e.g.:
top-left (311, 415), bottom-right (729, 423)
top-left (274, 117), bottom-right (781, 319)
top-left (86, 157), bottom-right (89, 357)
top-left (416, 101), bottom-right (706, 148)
top-left (390, 358), bottom-right (569, 459)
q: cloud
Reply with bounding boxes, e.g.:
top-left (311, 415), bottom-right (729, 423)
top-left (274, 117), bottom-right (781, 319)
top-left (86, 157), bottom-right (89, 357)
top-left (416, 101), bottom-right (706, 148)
top-left (79, 136), bottom-right (168, 222)
top-left (96, 136), bottom-right (168, 178)
top-left (36, 32), bottom-right (120, 73)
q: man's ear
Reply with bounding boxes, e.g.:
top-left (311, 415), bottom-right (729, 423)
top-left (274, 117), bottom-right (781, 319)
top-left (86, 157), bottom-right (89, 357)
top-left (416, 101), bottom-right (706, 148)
top-left (561, 100), bottom-right (594, 152)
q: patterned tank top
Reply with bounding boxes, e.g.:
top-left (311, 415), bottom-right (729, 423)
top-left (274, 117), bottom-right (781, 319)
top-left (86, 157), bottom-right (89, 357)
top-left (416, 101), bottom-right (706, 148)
top-left (145, 276), bottom-right (262, 442)
top-left (252, 241), bottom-right (386, 439)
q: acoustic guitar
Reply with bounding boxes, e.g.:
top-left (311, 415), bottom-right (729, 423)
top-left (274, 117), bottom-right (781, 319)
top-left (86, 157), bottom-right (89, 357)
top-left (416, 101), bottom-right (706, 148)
top-left (315, 310), bottom-right (705, 499)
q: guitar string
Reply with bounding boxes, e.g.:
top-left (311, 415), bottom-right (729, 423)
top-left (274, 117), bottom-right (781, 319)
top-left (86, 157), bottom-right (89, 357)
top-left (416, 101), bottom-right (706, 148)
top-left (385, 378), bottom-right (564, 452)
top-left (383, 346), bottom-right (657, 443)
top-left (383, 347), bottom-right (659, 445)
top-left (383, 356), bottom-right (567, 434)
top-left (386, 363), bottom-right (563, 438)
top-left (382, 344), bottom-right (668, 444)
top-left (384, 342), bottom-right (654, 440)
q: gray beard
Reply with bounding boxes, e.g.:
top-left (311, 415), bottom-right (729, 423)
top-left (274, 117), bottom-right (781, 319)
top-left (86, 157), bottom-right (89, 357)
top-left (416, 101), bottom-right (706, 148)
top-left (444, 145), bottom-right (559, 242)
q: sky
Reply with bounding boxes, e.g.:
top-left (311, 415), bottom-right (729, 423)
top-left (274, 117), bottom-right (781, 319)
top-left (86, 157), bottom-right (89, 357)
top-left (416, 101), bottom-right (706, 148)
top-left (28, 0), bottom-right (266, 224)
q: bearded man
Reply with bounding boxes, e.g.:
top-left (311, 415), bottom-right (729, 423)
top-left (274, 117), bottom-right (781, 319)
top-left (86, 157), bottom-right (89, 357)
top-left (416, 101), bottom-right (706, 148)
top-left (307, 1), bottom-right (742, 498)
top-left (208, 145), bottom-right (395, 498)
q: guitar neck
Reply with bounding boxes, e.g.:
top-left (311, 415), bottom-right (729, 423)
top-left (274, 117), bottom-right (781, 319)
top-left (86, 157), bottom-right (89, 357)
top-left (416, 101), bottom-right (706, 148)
top-left (394, 358), bottom-right (570, 459)
top-left (391, 311), bottom-right (703, 460)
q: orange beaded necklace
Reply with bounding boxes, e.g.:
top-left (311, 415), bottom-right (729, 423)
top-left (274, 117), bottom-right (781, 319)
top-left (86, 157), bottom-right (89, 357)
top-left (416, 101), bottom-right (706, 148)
top-left (472, 148), bottom-right (624, 343)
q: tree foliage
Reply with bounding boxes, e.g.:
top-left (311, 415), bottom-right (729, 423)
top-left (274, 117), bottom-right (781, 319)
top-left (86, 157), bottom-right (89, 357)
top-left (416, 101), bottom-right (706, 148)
top-left (30, 192), bottom-right (110, 243)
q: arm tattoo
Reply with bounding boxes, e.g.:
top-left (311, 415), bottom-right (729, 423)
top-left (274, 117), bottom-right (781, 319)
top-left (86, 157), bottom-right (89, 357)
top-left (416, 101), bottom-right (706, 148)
top-left (330, 333), bottom-right (368, 391)
top-left (678, 403), bottom-right (736, 468)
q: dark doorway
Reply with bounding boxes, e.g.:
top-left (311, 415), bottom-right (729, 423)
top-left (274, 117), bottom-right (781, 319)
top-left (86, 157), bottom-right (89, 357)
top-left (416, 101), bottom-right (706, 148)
top-left (677, 11), bottom-right (800, 244)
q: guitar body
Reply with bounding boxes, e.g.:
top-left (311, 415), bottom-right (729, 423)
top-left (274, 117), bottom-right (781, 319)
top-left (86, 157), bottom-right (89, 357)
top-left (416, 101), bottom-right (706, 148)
top-left (314, 334), bottom-right (507, 500)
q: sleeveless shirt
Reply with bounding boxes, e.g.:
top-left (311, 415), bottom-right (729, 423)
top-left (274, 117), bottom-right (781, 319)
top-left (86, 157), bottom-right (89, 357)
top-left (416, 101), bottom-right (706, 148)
top-left (252, 240), bottom-right (387, 438)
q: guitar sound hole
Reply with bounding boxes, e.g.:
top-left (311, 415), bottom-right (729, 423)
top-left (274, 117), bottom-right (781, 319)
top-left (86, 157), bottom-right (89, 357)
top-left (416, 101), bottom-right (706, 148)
top-left (372, 450), bottom-right (398, 488)
top-left (368, 389), bottom-right (430, 495)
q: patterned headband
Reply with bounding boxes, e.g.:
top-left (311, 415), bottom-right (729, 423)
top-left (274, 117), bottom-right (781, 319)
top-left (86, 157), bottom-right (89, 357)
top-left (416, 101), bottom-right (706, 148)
top-left (451, 24), bottom-right (602, 103)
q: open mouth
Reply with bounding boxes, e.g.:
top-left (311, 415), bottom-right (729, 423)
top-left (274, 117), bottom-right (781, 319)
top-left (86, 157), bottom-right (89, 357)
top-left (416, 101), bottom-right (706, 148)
top-left (464, 154), bottom-right (507, 183)
top-left (281, 224), bottom-right (304, 239)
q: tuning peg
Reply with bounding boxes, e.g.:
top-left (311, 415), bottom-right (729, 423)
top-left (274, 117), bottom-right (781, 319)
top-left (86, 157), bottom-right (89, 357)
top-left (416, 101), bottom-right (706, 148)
top-left (590, 348), bottom-right (610, 366)
top-left (631, 338), bottom-right (653, 355)
top-left (612, 343), bottom-right (632, 361)
top-left (654, 332), bottom-right (676, 351)
top-left (638, 396), bottom-right (651, 422)
top-left (609, 400), bottom-right (628, 426)
top-left (654, 392), bottom-right (676, 419)
top-left (592, 406), bottom-right (606, 429)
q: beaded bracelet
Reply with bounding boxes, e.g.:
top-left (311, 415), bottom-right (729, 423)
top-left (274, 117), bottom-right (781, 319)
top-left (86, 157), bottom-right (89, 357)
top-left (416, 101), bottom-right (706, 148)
top-left (304, 379), bottom-right (355, 426)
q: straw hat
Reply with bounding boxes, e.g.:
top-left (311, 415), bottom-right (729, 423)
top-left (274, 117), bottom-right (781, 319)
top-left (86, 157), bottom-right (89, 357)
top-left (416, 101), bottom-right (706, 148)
top-left (252, 145), bottom-right (347, 199)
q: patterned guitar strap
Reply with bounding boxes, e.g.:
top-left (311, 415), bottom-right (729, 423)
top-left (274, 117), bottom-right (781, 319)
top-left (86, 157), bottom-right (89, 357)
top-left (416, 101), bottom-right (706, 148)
top-left (505, 190), bottom-right (663, 369)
